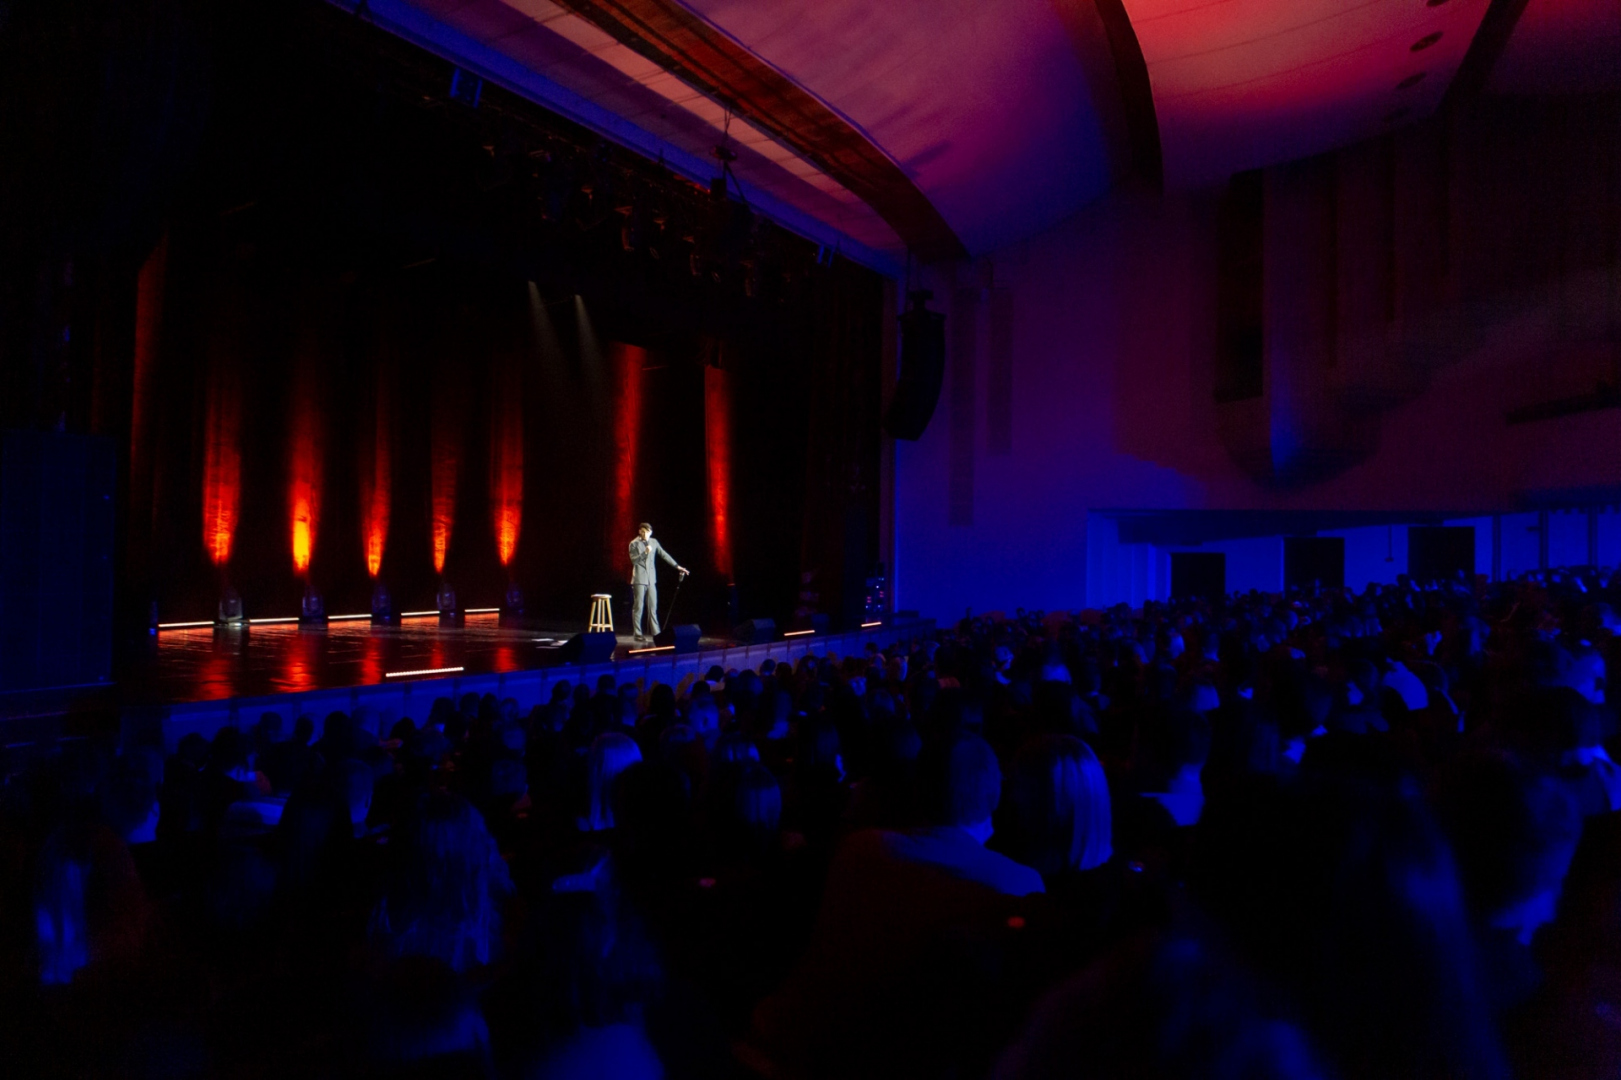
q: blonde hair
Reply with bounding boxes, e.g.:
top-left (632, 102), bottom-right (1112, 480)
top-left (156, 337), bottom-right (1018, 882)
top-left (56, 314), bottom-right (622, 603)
top-left (584, 733), bottom-right (643, 831)
top-left (1009, 735), bottom-right (1113, 876)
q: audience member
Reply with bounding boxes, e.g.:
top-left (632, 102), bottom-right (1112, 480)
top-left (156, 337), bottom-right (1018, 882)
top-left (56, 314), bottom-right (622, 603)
top-left (15, 569), bottom-right (1621, 1077)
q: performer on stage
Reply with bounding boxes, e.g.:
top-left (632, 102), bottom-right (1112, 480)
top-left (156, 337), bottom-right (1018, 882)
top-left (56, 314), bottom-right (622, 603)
top-left (629, 523), bottom-right (686, 641)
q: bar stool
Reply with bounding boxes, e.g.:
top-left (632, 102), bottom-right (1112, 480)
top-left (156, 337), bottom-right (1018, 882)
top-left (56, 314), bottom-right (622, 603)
top-left (588, 593), bottom-right (614, 634)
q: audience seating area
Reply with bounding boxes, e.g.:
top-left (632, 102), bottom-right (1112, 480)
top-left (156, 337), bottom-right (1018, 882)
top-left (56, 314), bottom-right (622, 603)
top-left (9, 569), bottom-right (1621, 1077)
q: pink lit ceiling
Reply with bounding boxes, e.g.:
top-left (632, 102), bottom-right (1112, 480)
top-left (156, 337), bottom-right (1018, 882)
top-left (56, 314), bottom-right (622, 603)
top-left (349, 0), bottom-right (1619, 269)
top-left (672, 0), bottom-right (1117, 259)
top-left (1122, 0), bottom-right (1489, 188)
top-left (347, 0), bottom-right (1117, 267)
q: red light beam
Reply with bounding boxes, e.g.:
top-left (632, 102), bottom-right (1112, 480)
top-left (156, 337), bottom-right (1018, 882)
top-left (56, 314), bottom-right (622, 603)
top-left (609, 341), bottom-right (645, 562)
top-left (431, 377), bottom-right (463, 576)
top-left (361, 370), bottom-right (392, 577)
top-left (490, 355), bottom-right (523, 567)
top-left (704, 363), bottom-right (734, 577)
top-left (287, 334), bottom-right (327, 577)
top-left (201, 355), bottom-right (241, 567)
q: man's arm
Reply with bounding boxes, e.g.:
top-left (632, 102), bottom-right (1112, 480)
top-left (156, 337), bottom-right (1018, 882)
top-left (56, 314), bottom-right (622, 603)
top-left (656, 542), bottom-right (687, 574)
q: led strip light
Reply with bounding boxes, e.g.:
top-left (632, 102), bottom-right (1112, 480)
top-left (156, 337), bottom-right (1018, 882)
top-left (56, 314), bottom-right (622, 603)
top-left (384, 666), bottom-right (465, 679)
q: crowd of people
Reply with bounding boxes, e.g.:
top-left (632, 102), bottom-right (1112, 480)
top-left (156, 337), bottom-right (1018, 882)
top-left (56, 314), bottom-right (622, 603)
top-left (6, 569), bottom-right (1621, 1077)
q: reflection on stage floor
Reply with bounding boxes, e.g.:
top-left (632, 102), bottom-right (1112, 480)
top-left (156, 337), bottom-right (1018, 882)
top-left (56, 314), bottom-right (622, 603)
top-left (123, 613), bottom-right (732, 705)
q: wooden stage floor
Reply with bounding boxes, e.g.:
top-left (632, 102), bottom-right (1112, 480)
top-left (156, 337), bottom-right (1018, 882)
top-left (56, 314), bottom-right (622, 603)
top-left (121, 613), bottom-right (733, 706)
top-left (111, 617), bottom-right (931, 754)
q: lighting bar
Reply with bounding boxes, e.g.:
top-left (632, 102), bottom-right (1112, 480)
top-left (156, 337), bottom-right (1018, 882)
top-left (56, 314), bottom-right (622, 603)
top-left (627, 645), bottom-right (675, 655)
top-left (161, 613), bottom-right (393, 629)
top-left (400, 610), bottom-right (439, 619)
top-left (783, 629), bottom-right (815, 637)
top-left (384, 666), bottom-right (465, 679)
top-left (861, 621), bottom-right (883, 628)
top-left (464, 608), bottom-right (499, 614)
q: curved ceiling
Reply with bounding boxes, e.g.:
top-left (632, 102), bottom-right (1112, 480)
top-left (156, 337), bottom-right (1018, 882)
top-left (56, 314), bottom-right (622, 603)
top-left (1123, 0), bottom-right (1490, 188)
top-left (673, 0), bottom-right (1120, 257)
top-left (347, 0), bottom-right (1621, 273)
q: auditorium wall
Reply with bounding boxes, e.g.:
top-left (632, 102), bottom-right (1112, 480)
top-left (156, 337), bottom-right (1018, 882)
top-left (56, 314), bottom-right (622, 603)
top-left (894, 95), bottom-right (1621, 618)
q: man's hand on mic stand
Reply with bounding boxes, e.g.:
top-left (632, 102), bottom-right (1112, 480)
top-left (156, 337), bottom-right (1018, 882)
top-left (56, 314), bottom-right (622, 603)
top-left (677, 566), bottom-right (689, 577)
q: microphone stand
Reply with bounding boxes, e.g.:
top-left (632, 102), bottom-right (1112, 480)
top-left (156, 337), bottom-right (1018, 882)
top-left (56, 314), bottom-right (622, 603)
top-left (655, 571), bottom-right (688, 646)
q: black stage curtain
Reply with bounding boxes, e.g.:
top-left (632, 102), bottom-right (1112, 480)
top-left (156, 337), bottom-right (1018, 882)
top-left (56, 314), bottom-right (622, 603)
top-left (0, 0), bottom-right (884, 638)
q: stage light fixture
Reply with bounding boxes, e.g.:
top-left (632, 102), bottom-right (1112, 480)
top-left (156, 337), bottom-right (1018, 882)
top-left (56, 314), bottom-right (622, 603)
top-left (371, 580), bottom-right (398, 624)
top-left (300, 582), bottom-right (327, 627)
top-left (501, 583), bottom-right (526, 624)
top-left (784, 629), bottom-right (815, 638)
top-left (861, 621), bottom-right (883, 629)
top-left (648, 209), bottom-right (668, 259)
top-left (216, 587), bottom-right (245, 627)
top-left (619, 206), bottom-right (643, 252)
top-left (437, 580), bottom-right (464, 626)
top-left (448, 68), bottom-right (482, 108)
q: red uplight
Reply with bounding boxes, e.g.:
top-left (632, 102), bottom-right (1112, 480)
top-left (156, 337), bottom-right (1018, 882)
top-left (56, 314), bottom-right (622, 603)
top-left (362, 375), bottom-right (392, 577)
top-left (288, 392), bottom-right (322, 576)
top-left (202, 359), bottom-right (241, 567)
top-left (490, 358), bottom-right (524, 567)
top-left (609, 342), bottom-right (645, 561)
top-left (431, 390), bottom-right (463, 576)
top-left (291, 513), bottom-right (313, 574)
top-left (704, 364), bottom-right (734, 577)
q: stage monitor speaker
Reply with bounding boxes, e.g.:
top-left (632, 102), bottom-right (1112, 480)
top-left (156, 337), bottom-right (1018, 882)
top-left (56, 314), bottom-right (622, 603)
top-left (0, 431), bottom-right (115, 694)
top-left (884, 292), bottom-right (946, 441)
top-left (733, 617), bottom-right (777, 644)
top-left (559, 631), bottom-right (617, 664)
top-left (655, 624), bottom-right (701, 653)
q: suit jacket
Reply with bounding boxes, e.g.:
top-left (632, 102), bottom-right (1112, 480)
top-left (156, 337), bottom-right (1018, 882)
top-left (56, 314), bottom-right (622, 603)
top-left (628, 537), bottom-right (678, 585)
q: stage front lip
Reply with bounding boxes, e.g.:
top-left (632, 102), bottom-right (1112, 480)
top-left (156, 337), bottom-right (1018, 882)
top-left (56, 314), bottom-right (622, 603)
top-left (120, 614), bottom-right (920, 708)
top-left (120, 613), bottom-right (722, 707)
top-left (119, 619), bottom-right (933, 755)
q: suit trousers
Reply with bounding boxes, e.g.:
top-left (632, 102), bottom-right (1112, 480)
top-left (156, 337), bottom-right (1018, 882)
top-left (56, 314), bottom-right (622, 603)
top-left (631, 583), bottom-right (659, 637)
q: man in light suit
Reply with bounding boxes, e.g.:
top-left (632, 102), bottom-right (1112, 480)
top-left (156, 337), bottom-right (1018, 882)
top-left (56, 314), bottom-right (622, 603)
top-left (629, 523), bottom-right (686, 641)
